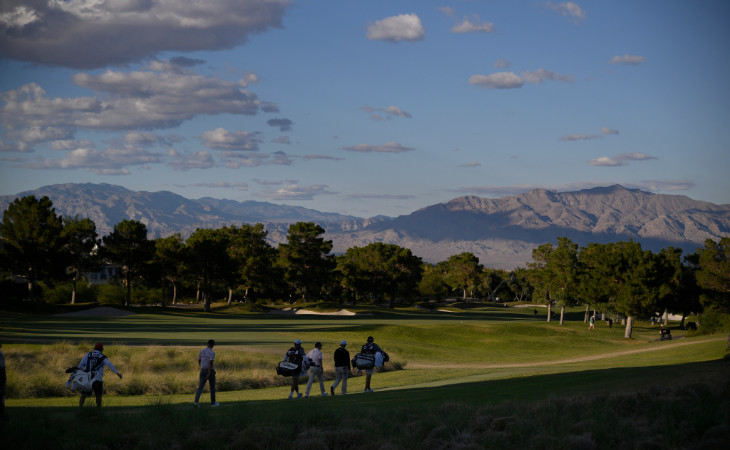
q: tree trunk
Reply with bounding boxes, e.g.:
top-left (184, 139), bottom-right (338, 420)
top-left (463, 287), bottom-right (467, 300)
top-left (559, 306), bottom-right (565, 325)
top-left (172, 283), bottom-right (177, 305)
top-left (546, 303), bottom-right (552, 322)
top-left (680, 313), bottom-right (686, 329)
top-left (227, 288), bottom-right (233, 306)
top-left (71, 270), bottom-right (78, 304)
top-left (663, 308), bottom-right (669, 326)
top-left (584, 304), bottom-right (589, 323)
top-left (624, 316), bottom-right (634, 338)
top-left (125, 273), bottom-right (131, 307)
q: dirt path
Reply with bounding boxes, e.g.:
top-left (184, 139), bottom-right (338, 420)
top-left (406, 337), bottom-right (726, 369)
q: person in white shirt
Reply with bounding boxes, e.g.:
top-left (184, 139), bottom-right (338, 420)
top-left (194, 339), bottom-right (219, 407)
top-left (305, 342), bottom-right (328, 398)
top-left (77, 343), bottom-right (122, 408)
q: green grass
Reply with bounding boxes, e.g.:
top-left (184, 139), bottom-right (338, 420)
top-left (1, 302), bottom-right (728, 448)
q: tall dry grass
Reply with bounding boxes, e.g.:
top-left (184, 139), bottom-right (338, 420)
top-left (4, 343), bottom-right (292, 398)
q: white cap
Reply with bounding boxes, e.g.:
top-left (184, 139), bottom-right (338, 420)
top-left (340, 340), bottom-right (347, 346)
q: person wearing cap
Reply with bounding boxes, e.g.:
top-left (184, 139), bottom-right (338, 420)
top-left (284, 339), bottom-right (308, 399)
top-left (304, 342), bottom-right (328, 398)
top-left (194, 339), bottom-right (219, 407)
top-left (77, 343), bottom-right (122, 408)
top-left (330, 340), bottom-right (350, 395)
top-left (360, 336), bottom-right (387, 393)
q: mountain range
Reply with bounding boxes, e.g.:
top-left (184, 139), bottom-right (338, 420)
top-left (1, 183), bottom-right (728, 269)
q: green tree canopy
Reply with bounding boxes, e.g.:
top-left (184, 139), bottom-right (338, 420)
top-left (277, 222), bottom-right (334, 301)
top-left (224, 223), bottom-right (276, 303)
top-left (693, 237), bottom-right (730, 314)
top-left (0, 195), bottom-right (64, 300)
top-left (153, 233), bottom-right (185, 306)
top-left (61, 216), bottom-right (99, 304)
top-left (100, 219), bottom-right (153, 307)
top-left (338, 242), bottom-right (423, 307)
top-left (185, 228), bottom-right (232, 312)
top-left (442, 252), bottom-right (482, 300)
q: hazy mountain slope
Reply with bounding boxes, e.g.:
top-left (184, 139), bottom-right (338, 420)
top-left (329, 185), bottom-right (730, 268)
top-left (1, 183), bottom-right (728, 269)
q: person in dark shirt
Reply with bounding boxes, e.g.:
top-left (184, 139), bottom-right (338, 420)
top-left (330, 340), bottom-right (350, 395)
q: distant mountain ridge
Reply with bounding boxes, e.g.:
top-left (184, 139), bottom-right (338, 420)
top-left (1, 183), bottom-right (728, 269)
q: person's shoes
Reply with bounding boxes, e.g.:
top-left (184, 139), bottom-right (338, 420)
top-left (366, 388), bottom-right (374, 393)
top-left (321, 392), bottom-right (328, 397)
top-left (297, 392), bottom-right (302, 399)
top-left (330, 386), bottom-right (335, 396)
top-left (304, 394), bottom-right (309, 398)
top-left (288, 392), bottom-right (293, 399)
top-left (211, 402), bottom-right (220, 407)
top-left (194, 402), bottom-right (200, 407)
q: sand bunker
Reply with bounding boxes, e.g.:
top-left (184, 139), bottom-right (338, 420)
top-left (269, 308), bottom-right (356, 316)
top-left (57, 306), bottom-right (137, 317)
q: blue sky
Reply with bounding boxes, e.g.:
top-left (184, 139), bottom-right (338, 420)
top-left (1, 0), bottom-right (728, 218)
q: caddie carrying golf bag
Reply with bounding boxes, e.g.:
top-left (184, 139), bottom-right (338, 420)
top-left (65, 352), bottom-right (107, 394)
top-left (351, 352), bottom-right (375, 370)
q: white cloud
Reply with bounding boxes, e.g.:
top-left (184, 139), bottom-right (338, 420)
top-left (263, 184), bottom-right (334, 201)
top-left (561, 127), bottom-right (619, 141)
top-left (343, 142), bottom-right (415, 153)
top-left (545, 2), bottom-right (586, 22)
top-left (362, 105), bottom-right (412, 120)
top-left (51, 139), bottom-right (94, 150)
top-left (639, 180), bottom-right (695, 192)
top-left (124, 132), bottom-right (170, 147)
top-left (452, 15), bottom-right (494, 34)
top-left (0, 70), bottom-right (274, 152)
top-left (189, 181), bottom-right (248, 190)
top-left (202, 128), bottom-right (261, 151)
top-left (521, 68), bottom-right (574, 84)
top-left (590, 152), bottom-right (657, 166)
top-left (0, 0), bottom-right (292, 69)
top-left (589, 156), bottom-right (625, 166)
top-left (615, 152), bottom-right (657, 161)
top-left (609, 54), bottom-right (646, 65)
top-left (167, 149), bottom-right (215, 171)
top-left (494, 59), bottom-right (512, 69)
top-left (303, 154), bottom-right (345, 161)
top-left (367, 14), bottom-right (425, 43)
top-left (22, 146), bottom-right (162, 173)
top-left (469, 72), bottom-right (524, 90)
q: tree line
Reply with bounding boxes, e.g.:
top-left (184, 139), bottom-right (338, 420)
top-left (1, 195), bottom-right (728, 336)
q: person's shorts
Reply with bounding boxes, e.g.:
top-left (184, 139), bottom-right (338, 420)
top-left (91, 380), bottom-right (103, 396)
top-left (365, 367), bottom-right (374, 375)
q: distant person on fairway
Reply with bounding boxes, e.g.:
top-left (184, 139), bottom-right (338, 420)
top-left (330, 340), bottom-right (350, 395)
top-left (284, 339), bottom-right (308, 399)
top-left (0, 343), bottom-right (6, 419)
top-left (77, 343), bottom-right (122, 408)
top-left (360, 336), bottom-right (388, 393)
top-left (305, 342), bottom-right (328, 398)
top-left (589, 315), bottom-right (595, 330)
top-left (194, 339), bottom-right (219, 407)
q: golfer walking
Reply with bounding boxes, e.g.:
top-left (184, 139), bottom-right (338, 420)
top-left (330, 340), bottom-right (350, 395)
top-left (77, 343), bottom-right (122, 408)
top-left (305, 342), bottom-right (328, 398)
top-left (194, 339), bottom-right (219, 407)
top-left (284, 339), bottom-right (308, 399)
